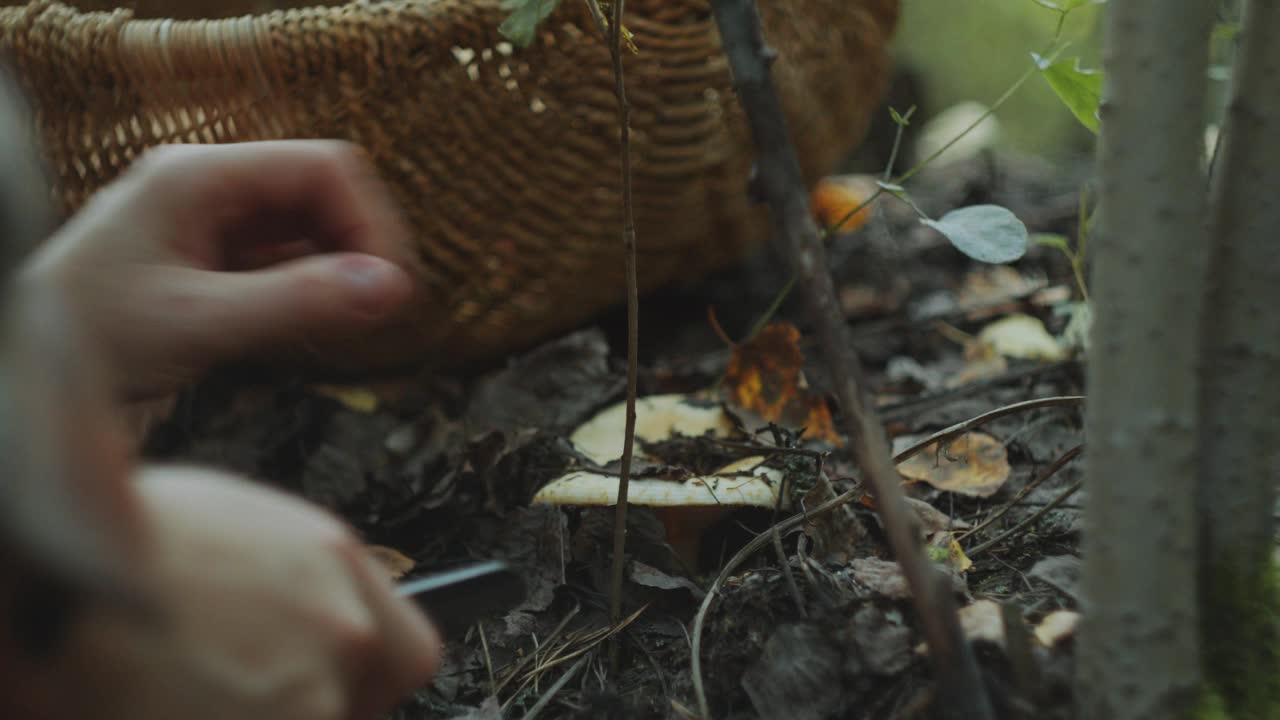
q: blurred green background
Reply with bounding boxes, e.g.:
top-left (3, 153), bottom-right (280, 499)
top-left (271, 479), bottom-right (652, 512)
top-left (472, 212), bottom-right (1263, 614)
top-left (887, 1), bottom-right (1105, 168)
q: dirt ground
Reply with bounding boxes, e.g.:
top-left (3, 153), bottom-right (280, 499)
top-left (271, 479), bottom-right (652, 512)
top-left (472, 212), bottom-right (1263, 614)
top-left (141, 143), bottom-right (1095, 720)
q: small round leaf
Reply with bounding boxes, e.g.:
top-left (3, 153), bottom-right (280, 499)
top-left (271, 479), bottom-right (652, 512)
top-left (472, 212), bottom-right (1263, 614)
top-left (922, 204), bottom-right (1028, 264)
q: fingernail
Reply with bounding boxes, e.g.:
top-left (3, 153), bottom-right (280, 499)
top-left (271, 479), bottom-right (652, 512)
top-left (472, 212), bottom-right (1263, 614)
top-left (340, 256), bottom-right (397, 289)
top-left (338, 256), bottom-right (409, 315)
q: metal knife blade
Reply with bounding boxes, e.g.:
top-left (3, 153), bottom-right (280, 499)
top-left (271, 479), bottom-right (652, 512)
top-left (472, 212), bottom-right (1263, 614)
top-left (396, 560), bottom-right (526, 640)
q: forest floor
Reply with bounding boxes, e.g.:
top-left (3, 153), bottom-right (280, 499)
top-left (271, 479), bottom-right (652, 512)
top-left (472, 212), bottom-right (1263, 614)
top-left (141, 146), bottom-right (1096, 720)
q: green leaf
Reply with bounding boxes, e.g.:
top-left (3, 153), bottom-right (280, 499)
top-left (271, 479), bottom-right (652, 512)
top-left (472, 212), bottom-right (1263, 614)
top-left (923, 205), bottom-right (1029, 264)
top-left (1034, 53), bottom-right (1103, 134)
top-left (498, 0), bottom-right (563, 48)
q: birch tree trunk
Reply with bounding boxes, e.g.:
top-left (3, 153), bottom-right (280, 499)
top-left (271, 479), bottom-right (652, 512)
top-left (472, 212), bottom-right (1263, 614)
top-left (1077, 1), bottom-right (1216, 717)
top-left (1197, 0), bottom-right (1280, 714)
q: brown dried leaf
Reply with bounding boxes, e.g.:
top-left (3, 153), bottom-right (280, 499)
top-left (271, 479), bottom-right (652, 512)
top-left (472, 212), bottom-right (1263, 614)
top-left (722, 322), bottom-right (841, 445)
top-left (896, 431), bottom-right (1011, 497)
top-left (366, 545), bottom-right (414, 580)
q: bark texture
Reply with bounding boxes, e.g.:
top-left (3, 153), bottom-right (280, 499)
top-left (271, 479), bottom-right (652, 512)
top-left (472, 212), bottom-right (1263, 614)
top-left (1197, 0), bottom-right (1280, 714)
top-left (1078, 1), bottom-right (1216, 717)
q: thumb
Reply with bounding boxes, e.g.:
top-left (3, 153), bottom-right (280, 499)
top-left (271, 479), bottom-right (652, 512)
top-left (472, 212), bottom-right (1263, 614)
top-left (179, 252), bottom-right (415, 365)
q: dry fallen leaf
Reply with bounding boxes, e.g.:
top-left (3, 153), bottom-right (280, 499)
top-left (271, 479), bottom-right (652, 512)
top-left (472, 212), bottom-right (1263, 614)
top-left (312, 384), bottom-right (380, 413)
top-left (366, 545), bottom-right (415, 580)
top-left (977, 312), bottom-right (1066, 361)
top-left (811, 174), bottom-right (879, 234)
top-left (1034, 609), bottom-right (1081, 648)
top-left (917, 599), bottom-right (1006, 656)
top-left (896, 431), bottom-right (1011, 497)
top-left (955, 265), bottom-right (1046, 312)
top-left (721, 322), bottom-right (842, 445)
top-left (907, 497), bottom-right (971, 535)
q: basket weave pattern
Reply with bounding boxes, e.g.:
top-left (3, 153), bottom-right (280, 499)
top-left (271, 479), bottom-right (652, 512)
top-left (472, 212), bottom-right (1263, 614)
top-left (0, 0), bottom-right (898, 369)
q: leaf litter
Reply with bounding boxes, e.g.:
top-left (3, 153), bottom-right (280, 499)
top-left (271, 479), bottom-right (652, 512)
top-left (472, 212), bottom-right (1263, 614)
top-left (140, 149), bottom-right (1090, 719)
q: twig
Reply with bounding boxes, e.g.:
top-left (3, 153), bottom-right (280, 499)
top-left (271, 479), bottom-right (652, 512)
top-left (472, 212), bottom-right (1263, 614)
top-left (519, 654), bottom-right (589, 720)
top-left (966, 479), bottom-right (1082, 559)
top-left (892, 396), bottom-right (1083, 466)
top-left (1001, 600), bottom-right (1043, 716)
top-left (496, 598), bottom-right (581, 697)
top-left (772, 525), bottom-right (806, 617)
top-left (688, 393), bottom-right (1077, 716)
top-left (707, 4), bottom-right (994, 716)
top-left (957, 444), bottom-right (1084, 544)
top-left (478, 620), bottom-right (497, 696)
top-left (691, 482), bottom-right (861, 717)
top-left (878, 358), bottom-right (1082, 422)
top-left (605, 0), bottom-right (640, 675)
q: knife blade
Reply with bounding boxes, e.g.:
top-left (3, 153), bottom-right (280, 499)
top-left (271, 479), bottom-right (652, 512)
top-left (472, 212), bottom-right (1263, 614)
top-left (396, 560), bottom-right (526, 640)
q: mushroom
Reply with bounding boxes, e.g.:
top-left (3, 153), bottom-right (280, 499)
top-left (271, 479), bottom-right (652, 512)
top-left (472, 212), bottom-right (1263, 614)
top-left (533, 455), bottom-right (787, 569)
top-left (566, 393), bottom-right (736, 466)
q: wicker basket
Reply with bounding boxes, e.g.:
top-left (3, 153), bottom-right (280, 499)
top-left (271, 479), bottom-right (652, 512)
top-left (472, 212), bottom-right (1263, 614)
top-left (0, 0), bottom-right (898, 371)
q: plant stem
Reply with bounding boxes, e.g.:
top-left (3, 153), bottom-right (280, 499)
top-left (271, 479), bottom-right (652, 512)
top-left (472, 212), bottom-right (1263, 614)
top-left (604, 0), bottom-right (639, 675)
top-left (707, 1), bottom-right (994, 717)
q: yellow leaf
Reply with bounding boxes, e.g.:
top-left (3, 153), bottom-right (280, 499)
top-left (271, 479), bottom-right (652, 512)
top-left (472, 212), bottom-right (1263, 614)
top-left (312, 384), bottom-right (380, 413)
top-left (977, 313), bottom-right (1066, 361)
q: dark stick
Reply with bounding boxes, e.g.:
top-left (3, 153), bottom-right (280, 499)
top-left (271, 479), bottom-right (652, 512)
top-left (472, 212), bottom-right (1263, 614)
top-left (605, 0), bottom-right (640, 674)
top-left (705, 2), bottom-right (994, 717)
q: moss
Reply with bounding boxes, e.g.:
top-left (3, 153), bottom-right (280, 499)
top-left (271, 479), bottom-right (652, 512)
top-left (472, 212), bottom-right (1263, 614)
top-left (1198, 553), bottom-right (1280, 719)
top-left (1190, 684), bottom-right (1229, 720)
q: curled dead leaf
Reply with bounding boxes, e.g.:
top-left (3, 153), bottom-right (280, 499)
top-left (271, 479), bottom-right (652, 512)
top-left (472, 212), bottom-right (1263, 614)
top-left (721, 322), bottom-right (841, 445)
top-left (896, 431), bottom-right (1011, 497)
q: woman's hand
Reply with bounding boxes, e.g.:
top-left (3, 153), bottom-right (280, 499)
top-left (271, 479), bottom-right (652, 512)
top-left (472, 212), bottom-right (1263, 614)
top-left (19, 140), bottom-right (418, 404)
top-left (4, 466), bottom-right (443, 720)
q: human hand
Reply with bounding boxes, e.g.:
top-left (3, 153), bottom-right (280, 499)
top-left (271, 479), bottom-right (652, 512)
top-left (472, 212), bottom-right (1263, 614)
top-left (18, 140), bottom-right (418, 404)
top-left (2, 465), bottom-right (443, 720)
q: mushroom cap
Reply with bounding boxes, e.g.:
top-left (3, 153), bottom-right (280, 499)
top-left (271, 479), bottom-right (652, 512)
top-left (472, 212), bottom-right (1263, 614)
top-left (569, 393), bottom-right (735, 466)
top-left (532, 455), bottom-right (785, 509)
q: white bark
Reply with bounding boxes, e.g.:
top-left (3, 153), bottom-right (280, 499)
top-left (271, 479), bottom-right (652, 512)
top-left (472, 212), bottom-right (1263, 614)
top-left (1078, 1), bottom-right (1216, 718)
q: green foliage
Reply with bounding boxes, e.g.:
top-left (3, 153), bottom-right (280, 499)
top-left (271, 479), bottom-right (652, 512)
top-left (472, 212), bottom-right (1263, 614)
top-left (498, 0), bottom-right (563, 47)
top-left (922, 205), bottom-right (1029, 264)
top-left (1035, 54), bottom-right (1103, 133)
top-left (1198, 554), bottom-right (1280, 719)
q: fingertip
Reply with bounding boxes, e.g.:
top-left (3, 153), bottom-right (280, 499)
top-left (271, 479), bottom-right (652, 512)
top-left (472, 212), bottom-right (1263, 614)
top-left (333, 255), bottom-right (415, 319)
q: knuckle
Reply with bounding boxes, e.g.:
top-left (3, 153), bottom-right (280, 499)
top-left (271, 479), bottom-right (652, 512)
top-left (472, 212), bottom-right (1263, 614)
top-left (129, 144), bottom-right (187, 183)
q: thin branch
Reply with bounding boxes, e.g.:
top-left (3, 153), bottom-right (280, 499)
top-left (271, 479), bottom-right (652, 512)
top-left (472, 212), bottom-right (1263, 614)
top-left (605, 0), bottom-right (640, 675)
top-left (689, 392), bottom-right (1076, 716)
top-left (518, 654), bottom-right (589, 720)
top-left (706, 2), bottom-right (994, 717)
top-left (966, 479), bottom-right (1082, 559)
top-left (957, 444), bottom-right (1084, 544)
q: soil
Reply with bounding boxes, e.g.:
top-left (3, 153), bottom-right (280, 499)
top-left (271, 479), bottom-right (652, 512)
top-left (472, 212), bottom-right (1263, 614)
top-left (141, 145), bottom-right (1095, 720)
